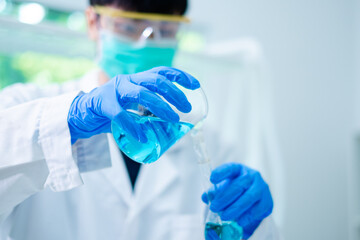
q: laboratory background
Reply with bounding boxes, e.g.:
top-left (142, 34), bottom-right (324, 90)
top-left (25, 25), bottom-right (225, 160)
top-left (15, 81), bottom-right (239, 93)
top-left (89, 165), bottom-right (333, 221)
top-left (0, 0), bottom-right (358, 239)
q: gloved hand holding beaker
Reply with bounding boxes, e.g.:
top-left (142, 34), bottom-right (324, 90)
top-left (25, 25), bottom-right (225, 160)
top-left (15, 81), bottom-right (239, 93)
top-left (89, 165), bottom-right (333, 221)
top-left (111, 68), bottom-right (208, 164)
top-left (67, 66), bottom-right (200, 144)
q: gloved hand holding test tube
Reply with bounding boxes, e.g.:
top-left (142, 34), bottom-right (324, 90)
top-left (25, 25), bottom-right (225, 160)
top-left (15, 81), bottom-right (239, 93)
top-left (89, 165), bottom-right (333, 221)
top-left (191, 124), bottom-right (243, 240)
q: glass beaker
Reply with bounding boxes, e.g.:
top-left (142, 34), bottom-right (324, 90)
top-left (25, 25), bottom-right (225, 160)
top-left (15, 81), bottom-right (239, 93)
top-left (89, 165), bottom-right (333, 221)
top-left (111, 84), bottom-right (208, 164)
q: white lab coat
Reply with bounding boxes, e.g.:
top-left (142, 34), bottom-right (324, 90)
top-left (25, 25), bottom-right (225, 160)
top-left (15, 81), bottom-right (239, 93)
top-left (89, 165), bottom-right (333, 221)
top-left (0, 70), bottom-right (279, 240)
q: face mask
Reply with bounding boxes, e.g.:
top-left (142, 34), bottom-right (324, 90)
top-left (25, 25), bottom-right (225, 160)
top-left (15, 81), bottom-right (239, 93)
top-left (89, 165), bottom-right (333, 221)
top-left (98, 30), bottom-right (177, 77)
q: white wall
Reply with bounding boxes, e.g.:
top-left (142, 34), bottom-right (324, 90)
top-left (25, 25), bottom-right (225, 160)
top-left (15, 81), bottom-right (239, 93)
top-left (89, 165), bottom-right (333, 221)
top-left (187, 1), bottom-right (358, 239)
top-left (352, 0), bottom-right (360, 239)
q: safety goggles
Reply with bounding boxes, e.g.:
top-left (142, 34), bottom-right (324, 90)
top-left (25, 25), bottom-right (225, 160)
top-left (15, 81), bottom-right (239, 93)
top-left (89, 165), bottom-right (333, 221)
top-left (93, 6), bottom-right (190, 42)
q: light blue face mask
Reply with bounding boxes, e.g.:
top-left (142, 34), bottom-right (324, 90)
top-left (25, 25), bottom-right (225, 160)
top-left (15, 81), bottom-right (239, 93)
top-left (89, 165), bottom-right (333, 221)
top-left (98, 31), bottom-right (177, 77)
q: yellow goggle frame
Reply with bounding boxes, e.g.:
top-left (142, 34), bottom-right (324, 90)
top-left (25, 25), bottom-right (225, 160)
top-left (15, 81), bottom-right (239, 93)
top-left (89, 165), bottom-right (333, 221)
top-left (93, 6), bottom-right (191, 23)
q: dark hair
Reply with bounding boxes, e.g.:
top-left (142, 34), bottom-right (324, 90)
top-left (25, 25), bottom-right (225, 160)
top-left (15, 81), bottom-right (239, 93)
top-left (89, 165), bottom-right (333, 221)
top-left (89, 0), bottom-right (188, 15)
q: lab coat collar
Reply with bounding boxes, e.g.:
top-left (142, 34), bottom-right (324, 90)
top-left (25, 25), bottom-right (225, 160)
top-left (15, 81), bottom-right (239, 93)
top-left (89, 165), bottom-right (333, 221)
top-left (129, 151), bottom-right (179, 219)
top-left (103, 135), bottom-right (134, 206)
top-left (104, 135), bottom-right (181, 222)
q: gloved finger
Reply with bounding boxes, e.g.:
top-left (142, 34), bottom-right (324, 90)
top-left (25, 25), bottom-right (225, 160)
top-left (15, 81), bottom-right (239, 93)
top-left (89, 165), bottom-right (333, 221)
top-left (119, 84), bottom-right (180, 122)
top-left (85, 120), bottom-right (112, 135)
top-left (210, 162), bottom-right (243, 184)
top-left (131, 73), bottom-right (192, 113)
top-left (150, 66), bottom-right (200, 90)
top-left (202, 192), bottom-right (209, 204)
top-left (218, 178), bottom-right (264, 221)
top-left (205, 228), bottom-right (221, 240)
top-left (203, 179), bottom-right (230, 205)
top-left (68, 106), bottom-right (112, 140)
top-left (202, 188), bottom-right (216, 204)
top-left (239, 219), bottom-right (262, 240)
top-left (209, 175), bottom-right (253, 213)
top-left (243, 186), bottom-right (273, 221)
top-left (93, 92), bottom-right (133, 135)
top-left (112, 110), bottom-right (147, 143)
top-left (137, 89), bottom-right (180, 122)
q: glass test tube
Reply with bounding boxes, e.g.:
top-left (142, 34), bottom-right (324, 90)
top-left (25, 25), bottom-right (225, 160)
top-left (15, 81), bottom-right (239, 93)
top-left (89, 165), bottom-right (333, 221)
top-left (191, 123), bottom-right (222, 225)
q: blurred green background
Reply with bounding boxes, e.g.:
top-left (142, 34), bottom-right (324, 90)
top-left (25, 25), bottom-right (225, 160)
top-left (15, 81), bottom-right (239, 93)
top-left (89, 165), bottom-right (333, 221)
top-left (0, 53), bottom-right (95, 88)
top-left (0, 0), bottom-right (95, 88)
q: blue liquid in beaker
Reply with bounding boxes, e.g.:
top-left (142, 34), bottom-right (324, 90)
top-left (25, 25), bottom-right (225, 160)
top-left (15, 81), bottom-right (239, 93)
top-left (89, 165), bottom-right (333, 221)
top-left (111, 112), bottom-right (194, 164)
top-left (205, 221), bottom-right (243, 240)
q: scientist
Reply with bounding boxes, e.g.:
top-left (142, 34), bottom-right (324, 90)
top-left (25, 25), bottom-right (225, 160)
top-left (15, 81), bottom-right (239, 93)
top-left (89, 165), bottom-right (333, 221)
top-left (0, 0), bottom-right (278, 239)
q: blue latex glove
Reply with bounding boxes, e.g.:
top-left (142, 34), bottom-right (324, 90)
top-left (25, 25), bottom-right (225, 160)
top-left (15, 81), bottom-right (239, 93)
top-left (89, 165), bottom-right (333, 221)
top-left (202, 162), bottom-right (273, 240)
top-left (67, 66), bottom-right (200, 144)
